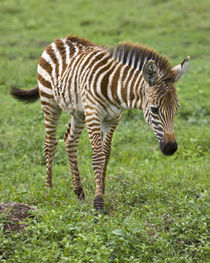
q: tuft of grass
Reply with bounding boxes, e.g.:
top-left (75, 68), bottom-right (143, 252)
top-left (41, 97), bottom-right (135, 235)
top-left (0, 0), bottom-right (209, 262)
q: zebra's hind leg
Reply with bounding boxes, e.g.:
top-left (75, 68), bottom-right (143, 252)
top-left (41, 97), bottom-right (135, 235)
top-left (64, 115), bottom-right (85, 200)
top-left (101, 115), bottom-right (121, 194)
top-left (42, 104), bottom-right (62, 188)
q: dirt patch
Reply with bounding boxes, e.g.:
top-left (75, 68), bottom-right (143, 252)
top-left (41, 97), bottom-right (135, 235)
top-left (0, 202), bottom-right (40, 233)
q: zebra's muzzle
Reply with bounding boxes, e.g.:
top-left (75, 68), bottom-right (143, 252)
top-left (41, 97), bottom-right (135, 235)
top-left (159, 141), bottom-right (178, 156)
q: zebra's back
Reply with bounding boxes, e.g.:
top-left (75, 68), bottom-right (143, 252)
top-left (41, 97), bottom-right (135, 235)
top-left (37, 36), bottom-right (114, 117)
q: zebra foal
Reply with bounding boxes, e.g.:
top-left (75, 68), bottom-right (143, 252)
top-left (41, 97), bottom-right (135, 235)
top-left (11, 36), bottom-right (190, 211)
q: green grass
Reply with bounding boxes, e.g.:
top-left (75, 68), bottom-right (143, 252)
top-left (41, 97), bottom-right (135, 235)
top-left (0, 0), bottom-right (209, 262)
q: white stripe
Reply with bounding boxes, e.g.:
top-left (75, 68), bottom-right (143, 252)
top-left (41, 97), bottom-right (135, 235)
top-left (89, 53), bottom-right (111, 97)
top-left (41, 50), bottom-right (56, 85)
top-left (86, 52), bottom-right (110, 92)
top-left (38, 81), bottom-right (53, 95)
top-left (63, 38), bottom-right (71, 65)
top-left (136, 77), bottom-right (144, 109)
top-left (64, 45), bottom-right (80, 106)
top-left (122, 66), bottom-right (133, 107)
top-left (42, 50), bottom-right (54, 67)
top-left (51, 43), bottom-right (63, 87)
top-left (78, 50), bottom-right (98, 86)
top-left (126, 49), bottom-right (132, 65)
top-left (37, 64), bottom-right (51, 83)
top-left (136, 59), bottom-right (141, 70)
top-left (156, 130), bottom-right (164, 135)
top-left (94, 58), bottom-right (113, 97)
top-left (126, 68), bottom-right (136, 108)
top-left (131, 71), bottom-right (142, 108)
top-left (69, 52), bottom-right (87, 105)
top-left (85, 109), bottom-right (98, 116)
top-left (97, 60), bottom-right (116, 99)
top-left (131, 54), bottom-right (136, 68)
top-left (80, 51), bottom-right (110, 108)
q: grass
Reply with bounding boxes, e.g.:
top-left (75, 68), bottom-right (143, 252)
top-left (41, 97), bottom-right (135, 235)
top-left (0, 0), bottom-right (209, 262)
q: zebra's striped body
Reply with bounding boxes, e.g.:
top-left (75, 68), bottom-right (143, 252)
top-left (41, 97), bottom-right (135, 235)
top-left (11, 35), bottom-right (190, 211)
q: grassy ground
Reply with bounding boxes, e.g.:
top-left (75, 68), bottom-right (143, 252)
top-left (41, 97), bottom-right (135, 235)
top-left (0, 0), bottom-right (209, 262)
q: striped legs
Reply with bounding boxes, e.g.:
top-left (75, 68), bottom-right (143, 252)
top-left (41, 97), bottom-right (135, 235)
top-left (64, 115), bottom-right (85, 200)
top-left (42, 104), bottom-right (62, 188)
top-left (85, 113), bottom-right (120, 211)
top-left (101, 116), bottom-right (120, 194)
top-left (85, 116), bottom-right (105, 211)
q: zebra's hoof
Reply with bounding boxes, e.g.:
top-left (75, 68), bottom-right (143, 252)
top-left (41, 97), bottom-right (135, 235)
top-left (94, 196), bottom-right (104, 211)
top-left (45, 183), bottom-right (53, 188)
top-left (74, 188), bottom-right (85, 201)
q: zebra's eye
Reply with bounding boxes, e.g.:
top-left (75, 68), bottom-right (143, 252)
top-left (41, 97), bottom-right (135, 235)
top-left (151, 106), bottom-right (159, 114)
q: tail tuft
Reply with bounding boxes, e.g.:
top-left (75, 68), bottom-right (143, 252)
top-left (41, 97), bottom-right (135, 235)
top-left (10, 86), bottom-right (40, 103)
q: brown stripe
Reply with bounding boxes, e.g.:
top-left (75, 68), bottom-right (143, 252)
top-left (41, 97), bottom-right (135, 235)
top-left (84, 92), bottom-right (103, 111)
top-left (88, 54), bottom-right (109, 86)
top-left (66, 35), bottom-right (95, 47)
top-left (61, 55), bottom-right (77, 105)
top-left (110, 64), bottom-right (123, 105)
top-left (73, 52), bottom-right (88, 106)
top-left (121, 65), bottom-right (130, 104)
top-left (123, 67), bottom-right (135, 107)
top-left (91, 56), bottom-right (110, 90)
top-left (134, 74), bottom-right (142, 108)
top-left (45, 123), bottom-right (56, 129)
top-left (129, 70), bottom-right (139, 101)
top-left (38, 57), bottom-right (52, 75)
top-left (45, 130), bottom-right (56, 135)
top-left (89, 56), bottom-right (111, 109)
top-left (40, 90), bottom-right (54, 99)
top-left (42, 107), bottom-right (54, 116)
top-left (41, 101), bottom-right (54, 106)
top-left (44, 116), bottom-right (54, 123)
top-left (97, 59), bottom-right (118, 106)
top-left (45, 44), bottom-right (57, 64)
top-left (80, 51), bottom-right (106, 85)
top-left (64, 55), bottom-right (80, 105)
top-left (65, 38), bottom-right (76, 56)
top-left (37, 73), bottom-right (52, 89)
top-left (55, 38), bottom-right (67, 69)
top-left (101, 69), bottom-right (113, 104)
top-left (46, 44), bottom-right (59, 96)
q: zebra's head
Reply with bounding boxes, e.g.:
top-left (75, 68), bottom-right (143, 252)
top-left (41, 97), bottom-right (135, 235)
top-left (142, 57), bottom-right (190, 156)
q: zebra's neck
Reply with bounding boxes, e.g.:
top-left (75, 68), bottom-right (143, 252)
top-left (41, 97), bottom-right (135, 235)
top-left (108, 61), bottom-right (146, 110)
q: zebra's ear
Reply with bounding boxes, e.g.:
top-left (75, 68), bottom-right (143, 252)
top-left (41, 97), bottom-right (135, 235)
top-left (143, 59), bottom-right (159, 86)
top-left (172, 56), bottom-right (190, 82)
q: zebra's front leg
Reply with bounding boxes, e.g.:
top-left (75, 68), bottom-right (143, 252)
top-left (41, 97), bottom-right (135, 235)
top-left (86, 118), bottom-right (105, 211)
top-left (101, 116), bottom-right (121, 194)
top-left (64, 115), bottom-right (85, 200)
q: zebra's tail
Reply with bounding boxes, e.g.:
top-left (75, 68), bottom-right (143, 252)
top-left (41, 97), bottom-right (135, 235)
top-left (10, 86), bottom-right (40, 103)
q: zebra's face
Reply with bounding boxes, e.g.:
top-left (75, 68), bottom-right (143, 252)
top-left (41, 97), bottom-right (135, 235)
top-left (143, 86), bottom-right (178, 156)
top-left (142, 57), bottom-right (190, 156)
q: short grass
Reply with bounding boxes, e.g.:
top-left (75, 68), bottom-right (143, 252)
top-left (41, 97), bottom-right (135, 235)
top-left (0, 0), bottom-right (209, 262)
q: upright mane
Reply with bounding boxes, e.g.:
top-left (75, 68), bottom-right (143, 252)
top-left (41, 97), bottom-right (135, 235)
top-left (110, 42), bottom-right (176, 82)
